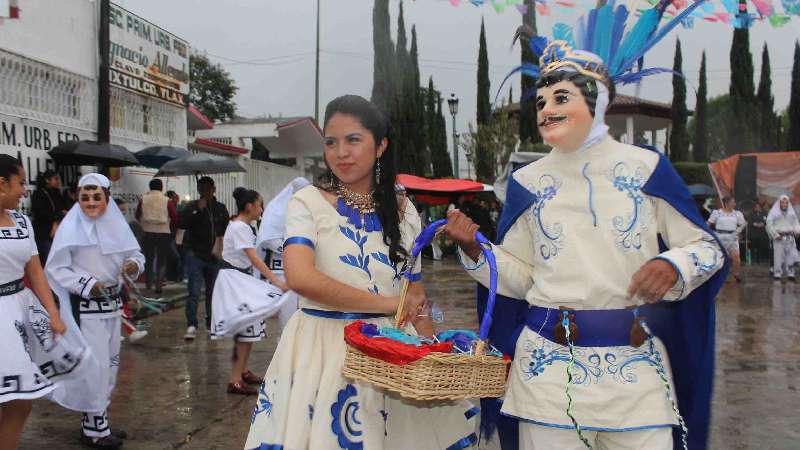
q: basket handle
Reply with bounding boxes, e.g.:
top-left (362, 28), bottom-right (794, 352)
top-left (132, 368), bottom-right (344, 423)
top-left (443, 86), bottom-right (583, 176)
top-left (393, 219), bottom-right (499, 350)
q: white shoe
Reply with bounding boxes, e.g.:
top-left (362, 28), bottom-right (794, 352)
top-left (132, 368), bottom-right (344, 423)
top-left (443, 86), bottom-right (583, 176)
top-left (184, 326), bottom-right (197, 340)
top-left (129, 330), bottom-right (148, 343)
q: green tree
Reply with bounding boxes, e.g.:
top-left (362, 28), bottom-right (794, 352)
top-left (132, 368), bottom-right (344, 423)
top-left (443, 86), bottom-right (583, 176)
top-left (391, 1), bottom-right (413, 174)
top-left (519, 0), bottom-right (541, 145)
top-left (757, 44), bottom-right (777, 151)
top-left (669, 39), bottom-right (689, 161)
top-left (189, 53), bottom-right (238, 122)
top-left (693, 51), bottom-right (708, 162)
top-left (370, 0), bottom-right (394, 113)
top-left (477, 19), bottom-right (491, 126)
top-left (789, 41), bottom-right (800, 149)
top-left (728, 1), bottom-right (756, 153)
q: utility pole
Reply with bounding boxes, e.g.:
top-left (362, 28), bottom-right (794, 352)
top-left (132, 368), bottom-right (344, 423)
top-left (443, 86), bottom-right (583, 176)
top-left (315, 0), bottom-right (320, 124)
top-left (98, 0), bottom-right (110, 144)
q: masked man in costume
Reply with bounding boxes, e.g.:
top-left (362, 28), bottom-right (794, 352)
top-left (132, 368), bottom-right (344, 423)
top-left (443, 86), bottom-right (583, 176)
top-left (445, 2), bottom-right (729, 449)
top-left (766, 195), bottom-right (800, 281)
top-left (46, 173), bottom-right (144, 449)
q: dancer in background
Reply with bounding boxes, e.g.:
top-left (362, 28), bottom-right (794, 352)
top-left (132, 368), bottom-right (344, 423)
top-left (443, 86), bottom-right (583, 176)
top-left (708, 197), bottom-right (746, 282)
top-left (210, 187), bottom-right (287, 395)
top-left (47, 173), bottom-right (144, 449)
top-left (256, 177), bottom-right (310, 329)
top-left (766, 195), bottom-right (800, 281)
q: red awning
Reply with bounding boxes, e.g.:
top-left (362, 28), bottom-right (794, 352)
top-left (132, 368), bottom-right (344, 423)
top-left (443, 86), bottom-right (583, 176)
top-left (191, 138), bottom-right (248, 155)
top-left (397, 174), bottom-right (486, 193)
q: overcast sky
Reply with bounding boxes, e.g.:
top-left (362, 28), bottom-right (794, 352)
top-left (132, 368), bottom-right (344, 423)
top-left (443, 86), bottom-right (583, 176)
top-left (118, 0), bottom-right (799, 153)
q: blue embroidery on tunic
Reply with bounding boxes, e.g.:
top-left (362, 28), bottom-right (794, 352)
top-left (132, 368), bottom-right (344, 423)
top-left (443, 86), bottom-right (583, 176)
top-left (582, 163), bottom-right (597, 227)
top-left (519, 338), bottom-right (665, 385)
top-left (525, 174), bottom-right (563, 260)
top-left (688, 239), bottom-right (723, 277)
top-left (330, 384), bottom-right (363, 450)
top-left (309, 404), bottom-right (315, 420)
top-left (609, 162), bottom-right (649, 250)
top-left (519, 340), bottom-right (602, 385)
top-left (252, 382), bottom-right (274, 424)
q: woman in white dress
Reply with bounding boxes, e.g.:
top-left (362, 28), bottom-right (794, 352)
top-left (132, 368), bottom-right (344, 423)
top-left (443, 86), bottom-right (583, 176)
top-left (244, 95), bottom-right (478, 450)
top-left (766, 195), bottom-right (800, 281)
top-left (0, 155), bottom-right (71, 449)
top-left (708, 196), bottom-right (746, 282)
top-left (211, 187), bottom-right (287, 396)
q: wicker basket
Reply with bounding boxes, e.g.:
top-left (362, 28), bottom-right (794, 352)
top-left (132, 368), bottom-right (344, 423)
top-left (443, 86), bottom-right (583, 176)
top-left (342, 219), bottom-right (510, 401)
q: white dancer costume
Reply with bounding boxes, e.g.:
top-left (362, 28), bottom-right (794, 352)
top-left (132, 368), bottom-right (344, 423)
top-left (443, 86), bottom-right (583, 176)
top-left (708, 208), bottom-right (745, 254)
top-left (0, 210), bottom-right (88, 404)
top-left (460, 137), bottom-right (725, 448)
top-left (46, 174), bottom-right (144, 439)
top-left (766, 195), bottom-right (800, 279)
top-left (257, 177), bottom-right (310, 329)
top-left (245, 186), bottom-right (478, 450)
top-left (210, 220), bottom-right (286, 341)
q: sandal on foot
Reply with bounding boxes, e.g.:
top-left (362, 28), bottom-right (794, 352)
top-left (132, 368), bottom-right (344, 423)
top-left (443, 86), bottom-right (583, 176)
top-left (242, 370), bottom-right (264, 385)
top-left (227, 381), bottom-right (258, 396)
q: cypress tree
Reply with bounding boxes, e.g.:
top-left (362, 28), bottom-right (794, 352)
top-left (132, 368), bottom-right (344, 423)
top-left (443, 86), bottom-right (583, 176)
top-left (433, 93), bottom-right (453, 177)
top-left (728, 0), bottom-right (756, 153)
top-left (477, 19), bottom-right (491, 126)
top-left (693, 51), bottom-right (708, 162)
top-left (409, 26), bottom-right (429, 175)
top-left (519, 0), bottom-right (541, 145)
top-left (669, 39), bottom-right (689, 161)
top-left (788, 41), bottom-right (800, 149)
top-left (391, 1), bottom-right (412, 174)
top-left (757, 44), bottom-right (776, 151)
top-left (370, 0), bottom-right (394, 113)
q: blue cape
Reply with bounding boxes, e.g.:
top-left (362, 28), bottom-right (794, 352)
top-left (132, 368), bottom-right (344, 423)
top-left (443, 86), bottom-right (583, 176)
top-left (476, 148), bottom-right (729, 450)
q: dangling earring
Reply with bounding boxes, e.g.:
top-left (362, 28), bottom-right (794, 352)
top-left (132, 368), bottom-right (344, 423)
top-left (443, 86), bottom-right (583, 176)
top-left (374, 161), bottom-right (382, 185)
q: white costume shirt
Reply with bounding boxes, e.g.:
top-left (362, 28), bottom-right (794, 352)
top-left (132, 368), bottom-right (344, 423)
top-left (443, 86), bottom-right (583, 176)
top-left (708, 209), bottom-right (745, 234)
top-left (223, 220), bottom-right (256, 270)
top-left (461, 136), bottom-right (725, 430)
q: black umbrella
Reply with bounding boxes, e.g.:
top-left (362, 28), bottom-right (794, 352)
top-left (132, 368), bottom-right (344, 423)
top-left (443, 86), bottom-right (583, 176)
top-left (135, 146), bottom-right (191, 169)
top-left (49, 140), bottom-right (139, 167)
top-left (688, 183), bottom-right (716, 197)
top-left (154, 153), bottom-right (246, 177)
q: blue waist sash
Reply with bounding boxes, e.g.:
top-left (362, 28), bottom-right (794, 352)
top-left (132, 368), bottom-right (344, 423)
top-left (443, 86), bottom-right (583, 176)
top-left (301, 308), bottom-right (390, 320)
top-left (525, 304), bottom-right (636, 347)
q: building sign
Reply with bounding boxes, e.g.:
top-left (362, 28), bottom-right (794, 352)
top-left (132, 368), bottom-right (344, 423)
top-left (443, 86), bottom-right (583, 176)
top-left (0, 115), bottom-right (93, 152)
top-left (108, 3), bottom-right (190, 107)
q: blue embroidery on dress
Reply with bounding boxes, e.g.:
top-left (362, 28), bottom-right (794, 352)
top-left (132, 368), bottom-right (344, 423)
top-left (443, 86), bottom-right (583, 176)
top-left (604, 349), bottom-right (659, 384)
top-left (370, 252), bottom-right (408, 283)
top-left (252, 382), bottom-right (274, 424)
top-left (330, 384), bottom-right (363, 450)
top-left (309, 404), bottom-right (315, 420)
top-left (582, 163), bottom-right (597, 227)
top-left (609, 162), bottom-right (650, 250)
top-left (519, 340), bottom-right (602, 385)
top-left (525, 174), bottom-right (563, 260)
top-left (339, 226), bottom-right (371, 279)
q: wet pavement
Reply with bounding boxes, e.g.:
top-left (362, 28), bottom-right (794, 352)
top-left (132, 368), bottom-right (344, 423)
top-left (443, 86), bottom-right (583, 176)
top-left (20, 260), bottom-right (800, 450)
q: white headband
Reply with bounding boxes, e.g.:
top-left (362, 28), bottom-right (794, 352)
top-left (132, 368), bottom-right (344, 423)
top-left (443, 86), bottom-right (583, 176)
top-left (78, 173), bottom-right (111, 188)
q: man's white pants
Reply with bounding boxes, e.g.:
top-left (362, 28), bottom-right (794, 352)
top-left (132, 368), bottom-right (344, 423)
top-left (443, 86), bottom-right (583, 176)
top-left (773, 237), bottom-right (797, 278)
top-left (80, 315), bottom-right (121, 438)
top-left (519, 422), bottom-right (673, 450)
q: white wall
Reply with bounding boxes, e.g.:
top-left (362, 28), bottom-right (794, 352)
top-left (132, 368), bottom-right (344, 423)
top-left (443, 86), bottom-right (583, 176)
top-left (0, 0), bottom-right (98, 79)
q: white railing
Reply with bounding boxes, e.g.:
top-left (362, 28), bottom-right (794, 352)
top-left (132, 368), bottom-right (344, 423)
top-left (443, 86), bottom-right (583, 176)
top-left (184, 157), bottom-right (306, 214)
top-left (0, 48), bottom-right (96, 131)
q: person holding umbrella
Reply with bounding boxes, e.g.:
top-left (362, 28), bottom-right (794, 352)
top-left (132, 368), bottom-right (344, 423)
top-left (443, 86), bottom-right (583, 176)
top-left (179, 176), bottom-right (229, 340)
top-left (30, 170), bottom-right (68, 263)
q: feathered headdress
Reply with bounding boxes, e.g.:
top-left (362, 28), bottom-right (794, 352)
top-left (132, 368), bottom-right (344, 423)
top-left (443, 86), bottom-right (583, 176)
top-left (498, 0), bottom-right (707, 101)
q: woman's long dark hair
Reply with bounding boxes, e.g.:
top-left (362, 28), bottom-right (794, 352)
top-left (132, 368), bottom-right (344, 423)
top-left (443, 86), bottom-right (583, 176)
top-left (320, 95), bottom-right (407, 265)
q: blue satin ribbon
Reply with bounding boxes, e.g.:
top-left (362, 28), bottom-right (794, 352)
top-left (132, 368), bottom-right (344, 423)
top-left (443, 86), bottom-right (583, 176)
top-left (284, 236), bottom-right (315, 250)
top-left (301, 308), bottom-right (390, 320)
